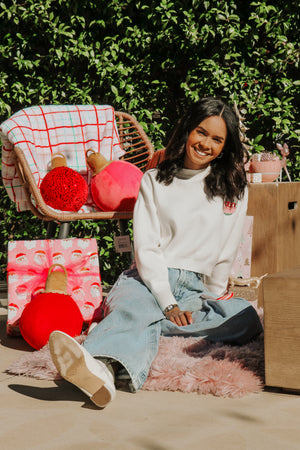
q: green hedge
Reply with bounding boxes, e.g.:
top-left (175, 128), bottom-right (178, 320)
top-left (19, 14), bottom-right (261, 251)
top-left (0, 0), bottom-right (299, 282)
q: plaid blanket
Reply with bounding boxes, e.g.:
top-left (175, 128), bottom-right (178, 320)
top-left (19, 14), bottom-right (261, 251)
top-left (0, 104), bottom-right (125, 212)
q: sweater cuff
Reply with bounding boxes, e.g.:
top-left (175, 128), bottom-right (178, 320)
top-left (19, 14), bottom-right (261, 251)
top-left (153, 290), bottom-right (178, 312)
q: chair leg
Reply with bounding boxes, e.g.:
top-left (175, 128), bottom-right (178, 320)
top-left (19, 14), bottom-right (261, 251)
top-left (58, 222), bottom-right (71, 239)
top-left (47, 221), bottom-right (58, 239)
top-left (118, 219), bottom-right (128, 235)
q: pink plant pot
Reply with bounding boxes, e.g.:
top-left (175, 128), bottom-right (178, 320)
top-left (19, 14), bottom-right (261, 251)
top-left (249, 160), bottom-right (282, 182)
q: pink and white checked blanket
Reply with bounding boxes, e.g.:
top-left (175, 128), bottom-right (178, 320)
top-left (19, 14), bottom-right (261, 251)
top-left (0, 104), bottom-right (125, 212)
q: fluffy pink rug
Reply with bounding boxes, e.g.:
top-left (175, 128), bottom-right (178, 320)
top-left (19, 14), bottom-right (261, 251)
top-left (142, 334), bottom-right (264, 397)
top-left (7, 310), bottom-right (264, 398)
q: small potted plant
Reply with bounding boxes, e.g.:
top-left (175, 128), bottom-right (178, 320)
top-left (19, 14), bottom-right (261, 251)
top-left (248, 152), bottom-right (282, 182)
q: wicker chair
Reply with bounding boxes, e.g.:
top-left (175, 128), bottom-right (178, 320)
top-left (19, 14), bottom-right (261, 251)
top-left (145, 148), bottom-right (166, 170)
top-left (1, 105), bottom-right (154, 239)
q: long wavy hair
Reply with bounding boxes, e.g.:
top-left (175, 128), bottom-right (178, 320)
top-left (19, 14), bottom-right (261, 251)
top-left (156, 97), bottom-right (248, 202)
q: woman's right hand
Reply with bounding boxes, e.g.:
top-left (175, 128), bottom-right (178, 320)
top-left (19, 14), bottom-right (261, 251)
top-left (165, 305), bottom-right (193, 327)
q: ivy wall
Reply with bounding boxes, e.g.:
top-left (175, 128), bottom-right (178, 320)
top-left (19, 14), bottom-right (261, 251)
top-left (0, 0), bottom-right (299, 281)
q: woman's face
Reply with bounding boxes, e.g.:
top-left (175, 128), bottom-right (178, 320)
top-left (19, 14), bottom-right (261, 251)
top-left (184, 115), bottom-right (227, 170)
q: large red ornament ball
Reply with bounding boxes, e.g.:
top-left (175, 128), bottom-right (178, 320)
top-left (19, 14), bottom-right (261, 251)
top-left (91, 160), bottom-right (143, 211)
top-left (19, 292), bottom-right (83, 350)
top-left (40, 166), bottom-right (88, 211)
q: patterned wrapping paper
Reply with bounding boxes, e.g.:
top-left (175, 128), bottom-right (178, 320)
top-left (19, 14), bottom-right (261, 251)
top-left (6, 238), bottom-right (103, 336)
top-left (230, 216), bottom-right (253, 279)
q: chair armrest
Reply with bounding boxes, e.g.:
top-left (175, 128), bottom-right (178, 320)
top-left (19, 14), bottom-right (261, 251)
top-left (145, 149), bottom-right (166, 170)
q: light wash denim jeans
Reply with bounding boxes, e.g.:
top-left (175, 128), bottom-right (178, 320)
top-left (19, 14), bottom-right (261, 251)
top-left (83, 267), bottom-right (262, 392)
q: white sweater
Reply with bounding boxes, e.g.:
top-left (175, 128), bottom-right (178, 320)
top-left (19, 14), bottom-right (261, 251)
top-left (133, 167), bottom-right (248, 311)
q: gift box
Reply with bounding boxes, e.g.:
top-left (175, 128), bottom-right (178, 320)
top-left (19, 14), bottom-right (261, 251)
top-left (230, 216), bottom-right (253, 279)
top-left (6, 238), bottom-right (102, 336)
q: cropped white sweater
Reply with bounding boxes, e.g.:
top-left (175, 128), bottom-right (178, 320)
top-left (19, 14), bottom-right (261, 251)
top-left (133, 167), bottom-right (248, 311)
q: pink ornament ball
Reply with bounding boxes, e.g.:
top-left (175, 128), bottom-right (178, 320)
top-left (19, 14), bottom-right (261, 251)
top-left (91, 160), bottom-right (143, 211)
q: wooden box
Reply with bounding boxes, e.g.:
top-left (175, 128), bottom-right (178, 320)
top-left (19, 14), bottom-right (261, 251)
top-left (263, 267), bottom-right (300, 390)
top-left (247, 182), bottom-right (300, 277)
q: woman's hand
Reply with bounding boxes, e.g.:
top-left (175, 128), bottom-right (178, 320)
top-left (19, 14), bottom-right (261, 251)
top-left (165, 305), bottom-right (193, 327)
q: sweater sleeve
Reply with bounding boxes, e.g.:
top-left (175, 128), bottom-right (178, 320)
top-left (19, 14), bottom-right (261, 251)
top-left (204, 188), bottom-right (249, 296)
top-left (133, 172), bottom-right (177, 311)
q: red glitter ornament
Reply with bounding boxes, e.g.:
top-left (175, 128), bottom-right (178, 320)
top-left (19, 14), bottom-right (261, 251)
top-left (86, 149), bottom-right (143, 211)
top-left (19, 265), bottom-right (83, 350)
top-left (40, 153), bottom-right (88, 211)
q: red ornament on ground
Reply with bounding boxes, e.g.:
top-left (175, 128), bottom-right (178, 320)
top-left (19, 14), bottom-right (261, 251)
top-left (19, 265), bottom-right (83, 350)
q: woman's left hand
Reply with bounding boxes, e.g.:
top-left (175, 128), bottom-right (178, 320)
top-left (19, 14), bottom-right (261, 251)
top-left (165, 305), bottom-right (193, 327)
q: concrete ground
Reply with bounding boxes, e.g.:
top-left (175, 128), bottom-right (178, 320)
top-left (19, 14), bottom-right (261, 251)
top-left (1, 301), bottom-right (300, 450)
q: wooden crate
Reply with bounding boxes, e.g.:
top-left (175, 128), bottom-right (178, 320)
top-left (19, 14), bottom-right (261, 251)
top-left (247, 182), bottom-right (300, 277)
top-left (263, 267), bottom-right (300, 390)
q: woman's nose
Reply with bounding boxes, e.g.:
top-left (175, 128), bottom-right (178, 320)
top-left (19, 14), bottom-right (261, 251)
top-left (200, 136), bottom-right (211, 150)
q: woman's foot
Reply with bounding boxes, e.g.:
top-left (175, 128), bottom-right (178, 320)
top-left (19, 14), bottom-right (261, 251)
top-left (49, 330), bottom-right (116, 408)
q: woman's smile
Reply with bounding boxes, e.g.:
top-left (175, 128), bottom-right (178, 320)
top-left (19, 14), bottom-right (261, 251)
top-left (195, 148), bottom-right (210, 157)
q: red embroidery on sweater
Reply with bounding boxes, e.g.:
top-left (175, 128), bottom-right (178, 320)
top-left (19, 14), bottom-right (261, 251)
top-left (223, 201), bottom-right (237, 215)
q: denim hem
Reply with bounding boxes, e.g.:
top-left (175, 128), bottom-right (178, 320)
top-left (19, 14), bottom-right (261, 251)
top-left (93, 353), bottom-right (139, 391)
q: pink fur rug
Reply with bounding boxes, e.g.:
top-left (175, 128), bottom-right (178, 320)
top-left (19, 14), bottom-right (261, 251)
top-left (7, 316), bottom-right (265, 398)
top-left (142, 334), bottom-right (264, 397)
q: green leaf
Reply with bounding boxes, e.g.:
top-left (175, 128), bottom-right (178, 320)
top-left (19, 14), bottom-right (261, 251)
top-left (253, 134), bottom-right (263, 144)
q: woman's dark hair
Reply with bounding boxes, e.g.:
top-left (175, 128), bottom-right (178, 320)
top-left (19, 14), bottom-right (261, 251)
top-left (156, 97), bottom-right (248, 202)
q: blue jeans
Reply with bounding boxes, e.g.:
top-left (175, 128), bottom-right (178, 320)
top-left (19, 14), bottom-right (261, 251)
top-left (83, 268), bottom-right (262, 392)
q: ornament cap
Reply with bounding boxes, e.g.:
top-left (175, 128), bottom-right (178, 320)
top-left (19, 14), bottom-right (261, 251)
top-left (86, 149), bottom-right (111, 175)
top-left (44, 264), bottom-right (68, 294)
top-left (51, 153), bottom-right (67, 169)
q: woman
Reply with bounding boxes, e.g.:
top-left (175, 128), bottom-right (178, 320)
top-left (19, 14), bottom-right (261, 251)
top-left (49, 97), bottom-right (262, 408)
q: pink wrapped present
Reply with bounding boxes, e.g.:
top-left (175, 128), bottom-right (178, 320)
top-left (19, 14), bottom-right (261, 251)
top-left (6, 238), bottom-right (102, 336)
top-left (230, 216), bottom-right (253, 279)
